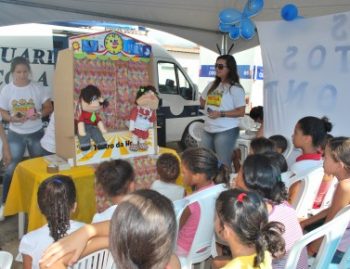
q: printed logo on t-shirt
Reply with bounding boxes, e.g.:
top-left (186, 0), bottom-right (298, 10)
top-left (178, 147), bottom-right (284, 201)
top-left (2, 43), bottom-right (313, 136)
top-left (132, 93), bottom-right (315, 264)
top-left (11, 98), bottom-right (35, 117)
top-left (206, 89), bottom-right (223, 107)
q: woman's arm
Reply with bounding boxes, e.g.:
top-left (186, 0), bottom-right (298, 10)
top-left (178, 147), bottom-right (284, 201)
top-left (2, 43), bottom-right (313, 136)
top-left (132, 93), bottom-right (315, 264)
top-left (23, 254), bottom-right (33, 269)
top-left (41, 221), bottom-right (110, 267)
top-left (199, 96), bottom-right (206, 108)
top-left (0, 123), bottom-right (11, 166)
top-left (208, 106), bottom-right (246, 119)
top-left (0, 108), bottom-right (26, 123)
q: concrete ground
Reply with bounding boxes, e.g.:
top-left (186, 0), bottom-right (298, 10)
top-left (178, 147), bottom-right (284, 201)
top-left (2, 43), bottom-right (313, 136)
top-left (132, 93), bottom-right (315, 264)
top-left (0, 199), bottom-right (22, 268)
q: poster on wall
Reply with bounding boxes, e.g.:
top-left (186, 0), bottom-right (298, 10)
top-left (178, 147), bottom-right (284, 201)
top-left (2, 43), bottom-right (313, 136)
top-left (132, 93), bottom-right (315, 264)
top-left (256, 12), bottom-right (350, 138)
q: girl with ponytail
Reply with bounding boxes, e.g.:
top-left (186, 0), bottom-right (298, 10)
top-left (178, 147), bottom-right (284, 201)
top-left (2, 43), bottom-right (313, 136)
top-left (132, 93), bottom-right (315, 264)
top-left (19, 175), bottom-right (84, 269)
top-left (176, 147), bottom-right (229, 256)
top-left (233, 154), bottom-right (308, 269)
top-left (288, 116), bottom-right (333, 204)
top-left (215, 189), bottom-right (285, 268)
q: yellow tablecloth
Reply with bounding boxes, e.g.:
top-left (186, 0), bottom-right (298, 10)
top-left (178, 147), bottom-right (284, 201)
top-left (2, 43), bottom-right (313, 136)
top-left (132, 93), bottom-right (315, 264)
top-left (4, 147), bottom-right (185, 232)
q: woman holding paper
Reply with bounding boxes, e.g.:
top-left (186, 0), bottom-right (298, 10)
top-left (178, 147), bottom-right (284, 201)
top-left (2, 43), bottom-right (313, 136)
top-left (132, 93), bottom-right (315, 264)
top-left (200, 54), bottom-right (246, 169)
top-left (0, 56), bottom-right (53, 219)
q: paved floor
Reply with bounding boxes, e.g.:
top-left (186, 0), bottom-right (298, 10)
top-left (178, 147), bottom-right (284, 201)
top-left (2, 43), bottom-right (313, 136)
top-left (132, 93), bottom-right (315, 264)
top-left (0, 209), bottom-right (22, 268)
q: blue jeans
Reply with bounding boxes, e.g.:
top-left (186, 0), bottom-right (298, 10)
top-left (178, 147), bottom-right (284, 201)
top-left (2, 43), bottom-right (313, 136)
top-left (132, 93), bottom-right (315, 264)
top-left (332, 250), bottom-right (345, 264)
top-left (2, 129), bottom-right (44, 204)
top-left (200, 127), bottom-right (240, 169)
top-left (78, 124), bottom-right (107, 151)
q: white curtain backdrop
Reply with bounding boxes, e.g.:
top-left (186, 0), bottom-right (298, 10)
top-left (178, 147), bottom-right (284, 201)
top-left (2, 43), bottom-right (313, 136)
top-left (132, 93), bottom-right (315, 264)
top-left (256, 12), bottom-right (350, 138)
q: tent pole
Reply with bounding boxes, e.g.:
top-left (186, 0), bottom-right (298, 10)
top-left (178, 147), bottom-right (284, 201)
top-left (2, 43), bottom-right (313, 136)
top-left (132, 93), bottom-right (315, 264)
top-left (221, 34), bottom-right (228, 55)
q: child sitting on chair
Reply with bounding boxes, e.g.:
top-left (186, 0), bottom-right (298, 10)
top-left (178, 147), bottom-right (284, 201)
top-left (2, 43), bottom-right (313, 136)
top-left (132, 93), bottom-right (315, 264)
top-left (151, 153), bottom-right (185, 201)
top-left (300, 137), bottom-right (350, 264)
top-left (19, 175), bottom-right (84, 269)
top-left (288, 116), bottom-right (333, 205)
top-left (92, 159), bottom-right (135, 223)
top-left (40, 190), bottom-right (181, 269)
top-left (269, 135), bottom-right (288, 155)
top-left (214, 189), bottom-right (285, 268)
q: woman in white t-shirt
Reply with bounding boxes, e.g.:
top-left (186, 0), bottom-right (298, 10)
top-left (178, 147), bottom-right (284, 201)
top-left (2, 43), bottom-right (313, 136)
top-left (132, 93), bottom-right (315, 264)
top-left (0, 57), bottom-right (53, 210)
top-left (200, 55), bottom-right (246, 168)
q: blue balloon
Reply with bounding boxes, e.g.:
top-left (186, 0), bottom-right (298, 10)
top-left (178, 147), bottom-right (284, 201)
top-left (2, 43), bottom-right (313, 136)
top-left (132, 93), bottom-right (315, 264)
top-left (281, 4), bottom-right (298, 21)
top-left (229, 26), bottom-right (240, 40)
top-left (243, 0), bottom-right (264, 17)
top-left (219, 8), bottom-right (242, 24)
top-left (240, 18), bottom-right (256, 40)
top-left (219, 22), bottom-right (232, 33)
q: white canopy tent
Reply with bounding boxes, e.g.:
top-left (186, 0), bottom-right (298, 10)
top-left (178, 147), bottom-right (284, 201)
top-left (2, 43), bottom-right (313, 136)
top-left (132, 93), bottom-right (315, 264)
top-left (1, 0), bottom-right (350, 52)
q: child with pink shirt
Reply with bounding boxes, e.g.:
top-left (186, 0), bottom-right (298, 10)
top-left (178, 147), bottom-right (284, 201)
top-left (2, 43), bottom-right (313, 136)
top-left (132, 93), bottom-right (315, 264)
top-left (176, 147), bottom-right (229, 255)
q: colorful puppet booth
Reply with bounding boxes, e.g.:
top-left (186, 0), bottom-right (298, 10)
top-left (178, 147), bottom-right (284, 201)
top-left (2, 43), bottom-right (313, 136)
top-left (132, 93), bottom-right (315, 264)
top-left (54, 31), bottom-right (157, 166)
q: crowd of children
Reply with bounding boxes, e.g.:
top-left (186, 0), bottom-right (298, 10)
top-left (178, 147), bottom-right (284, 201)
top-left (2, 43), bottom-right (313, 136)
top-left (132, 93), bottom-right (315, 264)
top-left (4, 111), bottom-right (346, 269)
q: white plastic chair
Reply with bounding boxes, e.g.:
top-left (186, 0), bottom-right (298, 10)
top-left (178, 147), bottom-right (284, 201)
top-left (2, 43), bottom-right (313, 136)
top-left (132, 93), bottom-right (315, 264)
top-left (236, 137), bottom-right (251, 164)
top-left (308, 177), bottom-right (338, 216)
top-left (282, 138), bottom-right (294, 161)
top-left (68, 249), bottom-right (116, 269)
top-left (285, 204), bottom-right (350, 269)
top-left (0, 251), bottom-right (13, 269)
top-left (188, 121), bottom-right (204, 143)
top-left (178, 183), bottom-right (227, 269)
top-left (289, 166), bottom-right (324, 218)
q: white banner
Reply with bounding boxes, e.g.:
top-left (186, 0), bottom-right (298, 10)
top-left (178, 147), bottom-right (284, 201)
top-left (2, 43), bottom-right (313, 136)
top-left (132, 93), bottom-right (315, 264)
top-left (256, 12), bottom-right (350, 138)
top-left (0, 24), bottom-right (54, 96)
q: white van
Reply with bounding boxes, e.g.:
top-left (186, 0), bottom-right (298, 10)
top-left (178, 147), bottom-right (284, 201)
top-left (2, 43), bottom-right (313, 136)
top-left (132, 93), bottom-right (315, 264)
top-left (149, 44), bottom-right (204, 148)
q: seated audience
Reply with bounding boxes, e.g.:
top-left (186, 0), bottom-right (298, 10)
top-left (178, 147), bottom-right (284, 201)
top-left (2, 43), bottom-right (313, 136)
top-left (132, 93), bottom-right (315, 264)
top-left (40, 190), bottom-right (181, 269)
top-left (288, 116), bottom-right (333, 205)
top-left (19, 175), bottom-right (84, 269)
top-left (300, 137), bottom-right (350, 264)
top-left (269, 134), bottom-right (288, 155)
top-left (214, 189), bottom-right (285, 269)
top-left (92, 159), bottom-right (135, 223)
top-left (151, 153), bottom-right (185, 201)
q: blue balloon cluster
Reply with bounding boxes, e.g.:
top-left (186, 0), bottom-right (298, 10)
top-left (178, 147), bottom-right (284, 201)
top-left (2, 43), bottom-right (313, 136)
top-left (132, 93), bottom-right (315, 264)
top-left (281, 4), bottom-right (300, 21)
top-left (218, 0), bottom-right (264, 40)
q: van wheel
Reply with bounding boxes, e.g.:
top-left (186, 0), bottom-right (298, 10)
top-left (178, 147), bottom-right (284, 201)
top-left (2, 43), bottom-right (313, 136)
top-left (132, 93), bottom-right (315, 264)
top-left (180, 120), bottom-right (204, 149)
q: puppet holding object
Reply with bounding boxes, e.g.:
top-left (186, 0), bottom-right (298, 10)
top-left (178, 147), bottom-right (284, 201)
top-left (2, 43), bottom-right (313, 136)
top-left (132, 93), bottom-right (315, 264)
top-left (77, 85), bottom-right (108, 151)
top-left (129, 86), bottom-right (159, 151)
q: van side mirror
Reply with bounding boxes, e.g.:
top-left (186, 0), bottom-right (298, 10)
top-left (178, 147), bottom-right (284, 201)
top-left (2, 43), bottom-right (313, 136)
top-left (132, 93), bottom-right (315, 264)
top-left (165, 79), bottom-right (175, 87)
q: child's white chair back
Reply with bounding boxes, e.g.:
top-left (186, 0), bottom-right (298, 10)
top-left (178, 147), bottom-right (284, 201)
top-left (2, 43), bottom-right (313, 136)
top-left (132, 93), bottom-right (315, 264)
top-left (0, 251), bottom-right (13, 269)
top-left (283, 138), bottom-right (294, 161)
top-left (289, 166), bottom-right (324, 218)
top-left (308, 177), bottom-right (338, 216)
top-left (285, 204), bottom-right (350, 269)
top-left (68, 249), bottom-right (116, 269)
top-left (178, 183), bottom-right (227, 269)
top-left (188, 121), bottom-right (204, 143)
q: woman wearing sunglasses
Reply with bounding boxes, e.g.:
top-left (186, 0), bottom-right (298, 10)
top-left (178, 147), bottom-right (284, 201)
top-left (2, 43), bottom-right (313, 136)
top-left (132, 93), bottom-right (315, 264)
top-left (200, 55), bottom-right (246, 169)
